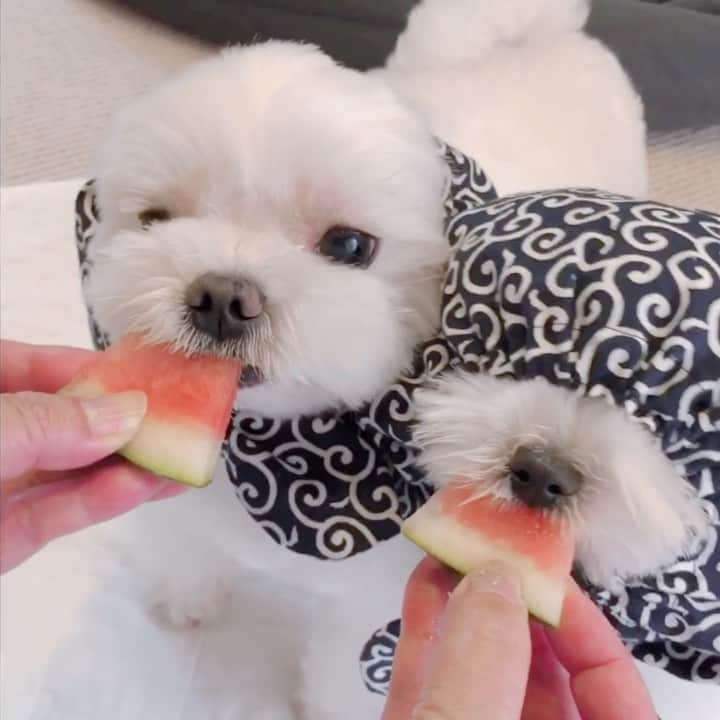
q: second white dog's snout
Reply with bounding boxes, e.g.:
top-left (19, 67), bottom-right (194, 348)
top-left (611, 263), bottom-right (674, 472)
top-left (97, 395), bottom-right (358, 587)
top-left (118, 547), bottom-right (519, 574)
top-left (185, 272), bottom-right (265, 342)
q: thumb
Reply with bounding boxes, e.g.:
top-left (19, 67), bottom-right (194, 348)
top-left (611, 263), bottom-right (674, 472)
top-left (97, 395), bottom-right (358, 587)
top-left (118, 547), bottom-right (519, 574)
top-left (0, 391), bottom-right (147, 480)
top-left (413, 563), bottom-right (531, 720)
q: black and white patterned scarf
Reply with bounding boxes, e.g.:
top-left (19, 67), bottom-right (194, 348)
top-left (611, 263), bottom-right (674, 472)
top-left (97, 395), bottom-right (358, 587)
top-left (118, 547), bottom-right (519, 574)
top-left (74, 145), bottom-right (720, 689)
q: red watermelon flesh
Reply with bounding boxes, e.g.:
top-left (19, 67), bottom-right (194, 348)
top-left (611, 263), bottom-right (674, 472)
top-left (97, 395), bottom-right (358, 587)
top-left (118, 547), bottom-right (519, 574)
top-left (62, 334), bottom-right (242, 487)
top-left (403, 482), bottom-right (574, 626)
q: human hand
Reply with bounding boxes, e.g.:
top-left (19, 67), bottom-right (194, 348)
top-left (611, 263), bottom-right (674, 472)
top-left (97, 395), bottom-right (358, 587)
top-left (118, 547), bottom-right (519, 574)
top-left (0, 340), bottom-right (185, 573)
top-left (383, 557), bottom-right (657, 720)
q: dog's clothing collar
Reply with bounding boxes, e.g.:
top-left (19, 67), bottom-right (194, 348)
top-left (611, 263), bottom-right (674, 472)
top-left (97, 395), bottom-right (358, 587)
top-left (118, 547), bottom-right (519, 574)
top-left (75, 146), bottom-right (720, 686)
top-left (439, 181), bottom-right (720, 684)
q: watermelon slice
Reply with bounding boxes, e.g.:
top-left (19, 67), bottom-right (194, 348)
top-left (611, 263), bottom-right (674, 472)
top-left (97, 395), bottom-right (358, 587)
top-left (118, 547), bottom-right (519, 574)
top-left (61, 334), bottom-right (241, 487)
top-left (403, 483), bottom-right (574, 626)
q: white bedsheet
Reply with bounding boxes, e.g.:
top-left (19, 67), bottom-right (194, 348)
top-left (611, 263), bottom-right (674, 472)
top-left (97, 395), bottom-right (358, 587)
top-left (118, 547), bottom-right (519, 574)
top-left (1, 180), bottom-right (719, 719)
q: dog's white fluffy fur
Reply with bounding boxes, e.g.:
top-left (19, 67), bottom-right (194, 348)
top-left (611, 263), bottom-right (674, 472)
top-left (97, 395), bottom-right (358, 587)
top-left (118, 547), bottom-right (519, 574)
top-left (81, 0), bottom-right (698, 632)
top-left (88, 0), bottom-right (648, 424)
top-left (88, 42), bottom-right (449, 419)
top-left (376, 0), bottom-right (648, 196)
top-left (414, 373), bottom-right (708, 588)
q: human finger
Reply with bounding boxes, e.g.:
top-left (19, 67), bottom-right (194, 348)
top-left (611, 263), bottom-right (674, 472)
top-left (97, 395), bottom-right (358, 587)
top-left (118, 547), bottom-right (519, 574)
top-left (0, 340), bottom-right (94, 393)
top-left (0, 460), bottom-right (176, 573)
top-left (383, 558), bottom-right (461, 719)
top-left (0, 390), bottom-right (146, 479)
top-left (412, 562), bottom-right (531, 720)
top-left (545, 581), bottom-right (657, 720)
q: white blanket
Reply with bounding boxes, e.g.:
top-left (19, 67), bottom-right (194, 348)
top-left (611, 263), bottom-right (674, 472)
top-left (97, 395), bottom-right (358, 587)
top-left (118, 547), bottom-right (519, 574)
top-left (2, 180), bottom-right (719, 719)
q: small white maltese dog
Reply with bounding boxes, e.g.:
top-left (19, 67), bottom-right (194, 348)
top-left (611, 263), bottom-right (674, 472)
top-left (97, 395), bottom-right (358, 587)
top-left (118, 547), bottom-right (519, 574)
top-left (83, 0), bottom-right (675, 629)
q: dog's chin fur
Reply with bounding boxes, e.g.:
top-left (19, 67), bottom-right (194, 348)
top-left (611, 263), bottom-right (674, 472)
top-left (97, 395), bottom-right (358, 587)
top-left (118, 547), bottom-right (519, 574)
top-left (414, 372), bottom-right (709, 588)
top-left (87, 41), bottom-right (449, 419)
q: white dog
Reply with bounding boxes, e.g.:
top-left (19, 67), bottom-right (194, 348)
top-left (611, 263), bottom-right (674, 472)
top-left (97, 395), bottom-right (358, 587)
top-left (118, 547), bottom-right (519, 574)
top-left (414, 372), bottom-right (707, 589)
top-left (69, 0), bottom-right (697, 715)
top-left (87, 40), bottom-right (449, 421)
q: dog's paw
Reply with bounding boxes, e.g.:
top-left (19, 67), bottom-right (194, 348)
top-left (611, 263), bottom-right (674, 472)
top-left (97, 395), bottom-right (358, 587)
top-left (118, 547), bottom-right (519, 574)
top-left (147, 576), bottom-right (233, 630)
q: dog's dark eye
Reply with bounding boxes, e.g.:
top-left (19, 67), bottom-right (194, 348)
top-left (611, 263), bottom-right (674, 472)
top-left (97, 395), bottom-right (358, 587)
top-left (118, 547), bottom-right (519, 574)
top-left (317, 227), bottom-right (378, 267)
top-left (139, 208), bottom-right (171, 228)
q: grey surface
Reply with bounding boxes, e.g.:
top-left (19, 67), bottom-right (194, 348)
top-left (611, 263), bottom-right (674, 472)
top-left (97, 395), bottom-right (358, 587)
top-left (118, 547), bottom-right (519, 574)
top-left (119, 0), bottom-right (413, 71)
top-left (117, 0), bottom-right (720, 131)
top-left (654, 0), bottom-right (719, 11)
top-left (588, 0), bottom-right (720, 131)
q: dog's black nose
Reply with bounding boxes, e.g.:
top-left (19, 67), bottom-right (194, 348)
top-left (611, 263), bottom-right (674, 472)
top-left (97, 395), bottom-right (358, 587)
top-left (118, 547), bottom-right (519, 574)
top-left (509, 446), bottom-right (582, 510)
top-left (185, 273), bottom-right (264, 341)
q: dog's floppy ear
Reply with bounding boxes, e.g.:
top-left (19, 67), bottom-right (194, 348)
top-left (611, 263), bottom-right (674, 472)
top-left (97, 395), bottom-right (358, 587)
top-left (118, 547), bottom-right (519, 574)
top-left (74, 179), bottom-right (100, 273)
top-left (440, 141), bottom-right (498, 222)
top-left (74, 179), bottom-right (109, 350)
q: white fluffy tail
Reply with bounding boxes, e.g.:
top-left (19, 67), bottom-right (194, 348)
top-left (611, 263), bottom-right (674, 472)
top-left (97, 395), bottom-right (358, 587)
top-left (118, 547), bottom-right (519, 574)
top-left (387, 0), bottom-right (590, 70)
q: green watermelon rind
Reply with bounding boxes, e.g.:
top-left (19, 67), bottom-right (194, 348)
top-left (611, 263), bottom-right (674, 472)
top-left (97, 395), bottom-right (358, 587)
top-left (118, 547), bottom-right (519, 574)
top-left (118, 419), bottom-right (221, 488)
top-left (403, 503), bottom-right (567, 627)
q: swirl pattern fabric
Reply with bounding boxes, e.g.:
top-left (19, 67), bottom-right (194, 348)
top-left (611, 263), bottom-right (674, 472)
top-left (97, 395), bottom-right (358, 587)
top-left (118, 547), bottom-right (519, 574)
top-left (442, 187), bottom-right (720, 684)
top-left (74, 145), bottom-right (720, 686)
top-left (359, 618), bottom-right (402, 696)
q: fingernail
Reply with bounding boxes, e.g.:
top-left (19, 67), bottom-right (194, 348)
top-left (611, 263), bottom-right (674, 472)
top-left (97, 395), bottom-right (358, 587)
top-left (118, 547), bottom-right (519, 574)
top-left (81, 391), bottom-right (147, 442)
top-left (455, 562), bottom-right (525, 607)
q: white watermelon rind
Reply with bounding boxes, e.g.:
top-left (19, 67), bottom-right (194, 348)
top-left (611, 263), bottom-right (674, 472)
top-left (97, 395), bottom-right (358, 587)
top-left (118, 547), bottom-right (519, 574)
top-left (403, 503), bottom-right (567, 627)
